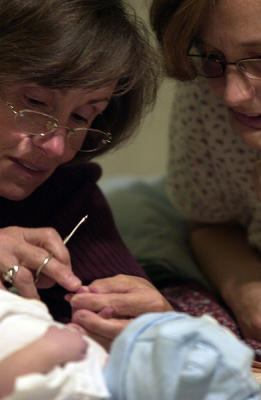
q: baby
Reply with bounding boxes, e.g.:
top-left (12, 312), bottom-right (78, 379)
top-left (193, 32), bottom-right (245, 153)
top-left (0, 289), bottom-right (108, 400)
top-left (0, 289), bottom-right (260, 400)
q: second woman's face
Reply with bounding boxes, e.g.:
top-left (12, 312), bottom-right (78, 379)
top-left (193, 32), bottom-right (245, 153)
top-left (200, 0), bottom-right (261, 150)
top-left (0, 82), bottom-right (116, 201)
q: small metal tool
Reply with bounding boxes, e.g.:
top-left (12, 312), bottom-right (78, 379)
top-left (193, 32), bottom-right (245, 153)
top-left (34, 214), bottom-right (88, 283)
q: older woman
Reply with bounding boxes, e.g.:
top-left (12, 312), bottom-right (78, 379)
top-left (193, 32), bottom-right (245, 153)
top-left (0, 0), bottom-right (173, 348)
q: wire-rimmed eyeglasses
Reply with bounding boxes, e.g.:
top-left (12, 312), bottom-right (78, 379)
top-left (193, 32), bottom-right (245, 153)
top-left (188, 54), bottom-right (261, 80)
top-left (5, 101), bottom-right (112, 153)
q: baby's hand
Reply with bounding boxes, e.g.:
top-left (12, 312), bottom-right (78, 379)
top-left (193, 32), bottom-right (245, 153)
top-left (41, 325), bottom-right (88, 365)
top-left (0, 324), bottom-right (88, 398)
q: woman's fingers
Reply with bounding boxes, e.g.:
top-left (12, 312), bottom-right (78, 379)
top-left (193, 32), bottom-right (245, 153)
top-left (88, 274), bottom-right (155, 293)
top-left (12, 266), bottom-right (40, 299)
top-left (0, 226), bottom-right (81, 294)
top-left (69, 276), bottom-right (174, 348)
top-left (22, 227), bottom-right (71, 265)
top-left (26, 250), bottom-right (81, 291)
top-left (72, 309), bottom-right (131, 350)
top-left (70, 282), bottom-right (173, 317)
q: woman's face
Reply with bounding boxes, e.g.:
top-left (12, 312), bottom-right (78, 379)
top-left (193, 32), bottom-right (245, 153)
top-left (200, 0), bottom-right (261, 149)
top-left (0, 82), bottom-right (116, 200)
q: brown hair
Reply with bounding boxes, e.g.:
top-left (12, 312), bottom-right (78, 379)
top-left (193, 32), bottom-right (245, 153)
top-left (150, 0), bottom-right (213, 80)
top-left (0, 0), bottom-right (160, 161)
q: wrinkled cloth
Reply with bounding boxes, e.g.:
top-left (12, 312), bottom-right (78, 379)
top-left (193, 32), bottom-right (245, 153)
top-left (105, 312), bottom-right (261, 400)
top-left (0, 290), bottom-right (109, 400)
top-left (101, 175), bottom-right (261, 360)
top-left (163, 282), bottom-right (261, 362)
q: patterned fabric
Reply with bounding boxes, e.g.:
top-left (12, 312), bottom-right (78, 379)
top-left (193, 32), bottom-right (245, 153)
top-left (166, 78), bottom-right (261, 359)
top-left (163, 282), bottom-right (261, 361)
top-left (102, 173), bottom-right (261, 359)
top-left (167, 78), bottom-right (261, 250)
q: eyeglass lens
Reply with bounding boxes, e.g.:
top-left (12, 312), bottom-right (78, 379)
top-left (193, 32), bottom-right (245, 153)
top-left (18, 110), bottom-right (57, 134)
top-left (189, 55), bottom-right (261, 79)
top-left (242, 59), bottom-right (261, 78)
top-left (16, 110), bottom-right (109, 152)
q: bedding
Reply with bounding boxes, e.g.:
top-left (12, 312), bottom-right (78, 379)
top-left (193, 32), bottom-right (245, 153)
top-left (100, 175), bottom-right (261, 361)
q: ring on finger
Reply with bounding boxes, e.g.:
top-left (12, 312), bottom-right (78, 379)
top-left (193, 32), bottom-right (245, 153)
top-left (2, 265), bottom-right (19, 285)
top-left (34, 253), bottom-right (53, 284)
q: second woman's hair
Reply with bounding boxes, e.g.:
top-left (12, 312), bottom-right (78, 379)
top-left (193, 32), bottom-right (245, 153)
top-left (150, 0), bottom-right (213, 80)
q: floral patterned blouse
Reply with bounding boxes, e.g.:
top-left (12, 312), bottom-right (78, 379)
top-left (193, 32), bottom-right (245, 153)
top-left (167, 77), bottom-right (261, 251)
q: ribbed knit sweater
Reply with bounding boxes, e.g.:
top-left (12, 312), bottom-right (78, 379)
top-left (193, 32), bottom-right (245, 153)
top-left (0, 162), bottom-right (148, 321)
top-left (2, 161), bottom-right (261, 359)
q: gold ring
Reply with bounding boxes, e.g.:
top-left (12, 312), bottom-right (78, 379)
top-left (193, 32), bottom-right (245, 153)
top-left (34, 253), bottom-right (53, 284)
top-left (2, 265), bottom-right (19, 285)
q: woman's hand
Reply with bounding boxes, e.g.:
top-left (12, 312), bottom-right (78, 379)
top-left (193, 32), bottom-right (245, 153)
top-left (0, 226), bottom-right (81, 299)
top-left (69, 274), bottom-right (173, 350)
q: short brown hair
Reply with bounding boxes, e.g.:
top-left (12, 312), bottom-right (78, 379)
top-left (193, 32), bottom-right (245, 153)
top-left (0, 0), bottom-right (160, 161)
top-left (150, 0), bottom-right (213, 80)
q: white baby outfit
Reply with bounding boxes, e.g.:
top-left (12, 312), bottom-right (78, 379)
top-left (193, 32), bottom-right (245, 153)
top-left (1, 290), bottom-right (260, 400)
top-left (0, 290), bottom-right (109, 400)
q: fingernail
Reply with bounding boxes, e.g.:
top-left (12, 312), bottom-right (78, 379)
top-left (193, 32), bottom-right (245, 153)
top-left (69, 276), bottom-right (81, 289)
top-left (64, 294), bottom-right (73, 302)
top-left (76, 286), bottom-right (89, 294)
top-left (98, 307), bottom-right (114, 318)
top-left (70, 295), bottom-right (81, 306)
top-left (89, 286), bottom-right (99, 293)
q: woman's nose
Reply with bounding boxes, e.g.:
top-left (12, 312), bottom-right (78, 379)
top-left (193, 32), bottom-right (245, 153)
top-left (31, 128), bottom-right (67, 158)
top-left (222, 67), bottom-right (256, 107)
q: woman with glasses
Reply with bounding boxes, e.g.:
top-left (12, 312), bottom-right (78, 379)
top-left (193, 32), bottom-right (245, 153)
top-left (148, 0), bottom-right (261, 345)
top-left (0, 0), bottom-right (174, 349)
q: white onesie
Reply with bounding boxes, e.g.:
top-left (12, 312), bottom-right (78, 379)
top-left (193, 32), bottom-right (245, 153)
top-left (0, 290), bottom-right (109, 400)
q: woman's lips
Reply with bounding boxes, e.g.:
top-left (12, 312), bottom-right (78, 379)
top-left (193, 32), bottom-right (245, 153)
top-left (231, 110), bottom-right (261, 129)
top-left (10, 157), bottom-right (48, 175)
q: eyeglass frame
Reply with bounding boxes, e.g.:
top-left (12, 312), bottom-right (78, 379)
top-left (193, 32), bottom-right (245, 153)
top-left (4, 101), bottom-right (112, 153)
top-left (188, 54), bottom-right (261, 80)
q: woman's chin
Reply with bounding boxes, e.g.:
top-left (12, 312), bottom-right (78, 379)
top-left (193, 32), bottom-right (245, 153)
top-left (0, 185), bottom-right (35, 201)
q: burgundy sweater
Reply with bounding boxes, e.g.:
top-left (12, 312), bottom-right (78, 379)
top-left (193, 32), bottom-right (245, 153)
top-left (0, 162), bottom-right (148, 321)
top-left (3, 162), bottom-right (261, 359)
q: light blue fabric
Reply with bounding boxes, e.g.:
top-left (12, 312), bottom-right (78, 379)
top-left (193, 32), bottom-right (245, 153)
top-left (105, 312), bottom-right (261, 400)
top-left (100, 175), bottom-right (210, 288)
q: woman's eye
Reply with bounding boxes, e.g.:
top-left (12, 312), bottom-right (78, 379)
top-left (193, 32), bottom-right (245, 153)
top-left (72, 113), bottom-right (89, 124)
top-left (207, 53), bottom-right (224, 61)
top-left (26, 97), bottom-right (45, 106)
